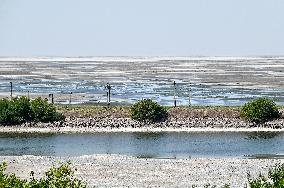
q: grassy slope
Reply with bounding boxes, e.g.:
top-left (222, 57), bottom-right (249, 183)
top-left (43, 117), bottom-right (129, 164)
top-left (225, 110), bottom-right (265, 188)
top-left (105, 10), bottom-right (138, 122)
top-left (57, 105), bottom-right (242, 119)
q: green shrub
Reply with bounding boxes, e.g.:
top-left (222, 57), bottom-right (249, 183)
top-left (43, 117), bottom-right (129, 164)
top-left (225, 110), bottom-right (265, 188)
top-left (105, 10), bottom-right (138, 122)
top-left (31, 97), bottom-right (64, 123)
top-left (130, 99), bottom-right (168, 122)
top-left (0, 97), bottom-right (33, 125)
top-left (0, 162), bottom-right (87, 187)
top-left (0, 97), bottom-right (64, 125)
top-left (240, 98), bottom-right (280, 123)
top-left (13, 96), bottom-right (34, 122)
top-left (248, 163), bottom-right (284, 188)
top-left (0, 98), bottom-right (14, 125)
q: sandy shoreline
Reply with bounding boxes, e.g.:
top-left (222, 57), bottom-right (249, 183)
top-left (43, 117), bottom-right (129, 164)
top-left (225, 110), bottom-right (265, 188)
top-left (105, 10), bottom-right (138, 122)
top-left (0, 126), bottom-right (284, 134)
top-left (0, 154), bottom-right (283, 188)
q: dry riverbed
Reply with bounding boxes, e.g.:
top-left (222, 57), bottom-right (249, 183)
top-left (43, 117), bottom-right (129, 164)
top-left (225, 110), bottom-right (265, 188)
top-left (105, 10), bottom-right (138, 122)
top-left (0, 155), bottom-right (283, 188)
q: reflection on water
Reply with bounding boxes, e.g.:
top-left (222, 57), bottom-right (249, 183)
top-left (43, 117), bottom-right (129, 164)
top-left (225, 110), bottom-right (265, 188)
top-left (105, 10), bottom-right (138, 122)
top-left (0, 132), bottom-right (284, 158)
top-left (133, 132), bottom-right (164, 140)
top-left (136, 154), bottom-right (159, 159)
top-left (136, 154), bottom-right (180, 159)
top-left (0, 132), bottom-right (56, 138)
top-left (246, 131), bottom-right (279, 140)
top-left (245, 154), bottom-right (284, 159)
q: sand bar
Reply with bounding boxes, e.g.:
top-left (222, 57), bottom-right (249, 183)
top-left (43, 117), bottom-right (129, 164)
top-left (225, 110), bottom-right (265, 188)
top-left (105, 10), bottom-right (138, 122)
top-left (0, 154), bottom-right (283, 188)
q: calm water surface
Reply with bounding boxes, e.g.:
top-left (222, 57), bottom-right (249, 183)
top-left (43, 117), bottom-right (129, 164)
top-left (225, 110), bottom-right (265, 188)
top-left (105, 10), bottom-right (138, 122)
top-left (0, 132), bottom-right (284, 158)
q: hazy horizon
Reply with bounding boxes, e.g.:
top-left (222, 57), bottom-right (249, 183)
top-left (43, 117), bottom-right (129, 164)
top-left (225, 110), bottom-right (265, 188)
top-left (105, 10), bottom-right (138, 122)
top-left (1, 55), bottom-right (284, 59)
top-left (1, 0), bottom-right (284, 57)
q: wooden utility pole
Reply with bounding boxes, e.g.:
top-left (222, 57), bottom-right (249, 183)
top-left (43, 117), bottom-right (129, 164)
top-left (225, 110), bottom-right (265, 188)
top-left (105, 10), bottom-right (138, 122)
top-left (28, 83), bottom-right (30, 99)
top-left (189, 82), bottom-right (192, 107)
top-left (49, 93), bottom-right (54, 104)
top-left (173, 81), bottom-right (177, 107)
top-left (10, 82), bottom-right (12, 99)
top-left (106, 83), bottom-right (111, 105)
top-left (69, 92), bottom-right (72, 105)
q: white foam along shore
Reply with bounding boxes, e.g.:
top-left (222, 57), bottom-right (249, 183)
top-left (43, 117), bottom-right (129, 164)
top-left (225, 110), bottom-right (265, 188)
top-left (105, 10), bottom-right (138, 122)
top-left (1, 154), bottom-right (284, 188)
top-left (0, 126), bottom-right (284, 134)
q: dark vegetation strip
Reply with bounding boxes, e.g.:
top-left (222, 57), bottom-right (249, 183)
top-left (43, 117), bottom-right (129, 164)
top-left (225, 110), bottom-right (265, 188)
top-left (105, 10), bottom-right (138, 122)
top-left (0, 97), bottom-right (283, 126)
top-left (0, 97), bottom-right (64, 125)
top-left (0, 162), bottom-right (88, 188)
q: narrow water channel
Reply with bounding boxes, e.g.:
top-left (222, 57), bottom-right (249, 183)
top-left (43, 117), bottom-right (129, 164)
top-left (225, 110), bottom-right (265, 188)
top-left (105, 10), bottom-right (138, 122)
top-left (0, 132), bottom-right (284, 159)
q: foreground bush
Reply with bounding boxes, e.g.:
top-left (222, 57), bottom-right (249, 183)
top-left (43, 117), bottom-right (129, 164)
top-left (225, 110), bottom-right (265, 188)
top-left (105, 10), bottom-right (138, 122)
top-left (130, 99), bottom-right (168, 122)
top-left (0, 97), bottom-right (64, 125)
top-left (191, 164), bottom-right (284, 188)
top-left (240, 98), bottom-right (280, 123)
top-left (0, 162), bottom-right (87, 188)
top-left (248, 163), bottom-right (284, 188)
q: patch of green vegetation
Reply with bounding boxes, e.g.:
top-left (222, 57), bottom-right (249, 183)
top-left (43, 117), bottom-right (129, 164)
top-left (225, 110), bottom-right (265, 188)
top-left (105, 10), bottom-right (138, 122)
top-left (0, 162), bottom-right (89, 188)
top-left (190, 163), bottom-right (284, 187)
top-left (0, 97), bottom-right (64, 125)
top-left (130, 99), bottom-right (168, 123)
top-left (240, 98), bottom-right (280, 123)
top-left (248, 163), bottom-right (284, 188)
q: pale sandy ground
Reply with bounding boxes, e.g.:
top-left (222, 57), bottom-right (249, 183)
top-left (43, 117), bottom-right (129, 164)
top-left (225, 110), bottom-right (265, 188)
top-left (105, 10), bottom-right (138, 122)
top-left (0, 126), bottom-right (284, 134)
top-left (0, 155), bottom-right (283, 188)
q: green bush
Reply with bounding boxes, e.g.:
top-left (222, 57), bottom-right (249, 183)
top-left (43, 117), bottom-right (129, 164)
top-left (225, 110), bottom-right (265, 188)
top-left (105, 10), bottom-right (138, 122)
top-left (0, 97), bottom-right (64, 125)
top-left (0, 162), bottom-right (87, 188)
top-left (130, 99), bottom-right (168, 122)
top-left (0, 98), bottom-right (14, 125)
top-left (14, 96), bottom-right (34, 122)
top-left (31, 97), bottom-right (64, 123)
top-left (240, 98), bottom-right (280, 123)
top-left (248, 163), bottom-right (284, 188)
top-left (0, 97), bottom-right (33, 125)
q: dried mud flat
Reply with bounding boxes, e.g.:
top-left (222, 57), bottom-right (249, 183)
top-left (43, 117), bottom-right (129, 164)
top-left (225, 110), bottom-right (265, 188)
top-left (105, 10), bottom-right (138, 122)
top-left (0, 155), bottom-right (283, 188)
top-left (1, 57), bottom-right (284, 188)
top-left (0, 57), bottom-right (284, 105)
